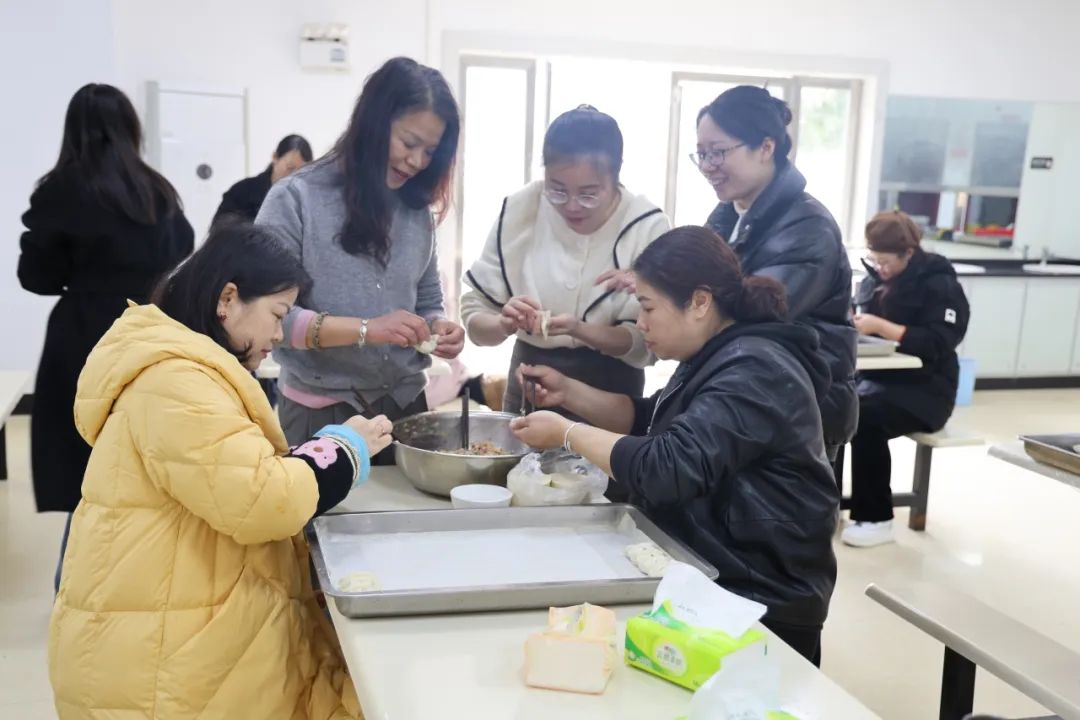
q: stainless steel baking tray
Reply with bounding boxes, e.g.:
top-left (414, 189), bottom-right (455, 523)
top-left (857, 336), bottom-right (899, 357)
top-left (308, 505), bottom-right (719, 617)
top-left (1020, 434), bottom-right (1080, 476)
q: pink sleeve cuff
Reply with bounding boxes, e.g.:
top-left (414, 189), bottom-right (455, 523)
top-left (290, 309), bottom-right (317, 349)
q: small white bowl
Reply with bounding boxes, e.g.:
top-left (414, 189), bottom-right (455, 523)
top-left (450, 484), bottom-right (513, 509)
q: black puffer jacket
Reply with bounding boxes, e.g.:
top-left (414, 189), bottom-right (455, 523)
top-left (609, 322), bottom-right (840, 628)
top-left (707, 165), bottom-right (857, 446)
top-left (212, 166), bottom-right (273, 226)
top-left (855, 252), bottom-right (970, 430)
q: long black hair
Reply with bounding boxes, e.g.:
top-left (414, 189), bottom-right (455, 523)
top-left (634, 225), bottom-right (787, 323)
top-left (40, 83), bottom-right (181, 225)
top-left (698, 86), bottom-right (794, 168)
top-left (152, 222), bottom-right (312, 364)
top-left (330, 57), bottom-right (460, 264)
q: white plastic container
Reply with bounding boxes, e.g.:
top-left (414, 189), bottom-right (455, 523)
top-left (450, 484), bottom-right (513, 509)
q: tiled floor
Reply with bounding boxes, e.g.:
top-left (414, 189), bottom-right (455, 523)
top-left (2, 390), bottom-right (1079, 718)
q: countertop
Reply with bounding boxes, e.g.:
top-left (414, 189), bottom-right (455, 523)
top-left (323, 469), bottom-right (880, 719)
top-left (988, 442), bottom-right (1080, 491)
top-left (848, 245), bottom-right (1080, 278)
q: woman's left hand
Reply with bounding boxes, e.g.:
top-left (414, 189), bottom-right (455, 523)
top-left (538, 313), bottom-right (579, 338)
top-left (510, 411), bottom-right (572, 450)
top-left (431, 319), bottom-right (465, 359)
top-left (854, 313), bottom-right (884, 337)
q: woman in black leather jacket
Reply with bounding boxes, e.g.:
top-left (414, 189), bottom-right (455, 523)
top-left (699, 87), bottom-right (857, 456)
top-left (843, 211), bottom-right (969, 548)
top-left (512, 226), bottom-right (839, 666)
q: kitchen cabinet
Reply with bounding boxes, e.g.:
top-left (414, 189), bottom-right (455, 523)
top-left (1072, 303), bottom-right (1080, 374)
top-left (956, 278), bottom-right (974, 358)
top-left (1015, 280), bottom-right (1080, 376)
top-left (881, 97), bottom-right (1031, 189)
top-left (961, 277), bottom-right (1026, 377)
top-left (1013, 103), bottom-right (1080, 260)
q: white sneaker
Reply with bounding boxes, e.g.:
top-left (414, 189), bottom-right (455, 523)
top-left (841, 520), bottom-right (895, 548)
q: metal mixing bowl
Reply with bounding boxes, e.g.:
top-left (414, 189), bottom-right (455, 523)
top-left (392, 411), bottom-right (530, 497)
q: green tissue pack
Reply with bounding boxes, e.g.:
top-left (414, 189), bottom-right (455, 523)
top-left (624, 600), bottom-right (767, 691)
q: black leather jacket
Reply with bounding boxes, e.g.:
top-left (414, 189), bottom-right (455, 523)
top-left (855, 252), bottom-right (970, 430)
top-left (610, 322), bottom-right (840, 627)
top-left (707, 165), bottom-right (858, 446)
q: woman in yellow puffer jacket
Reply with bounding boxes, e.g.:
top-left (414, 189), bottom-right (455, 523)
top-left (49, 223), bottom-right (393, 719)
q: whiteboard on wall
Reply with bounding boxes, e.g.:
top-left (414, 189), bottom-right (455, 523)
top-left (144, 82), bottom-right (250, 244)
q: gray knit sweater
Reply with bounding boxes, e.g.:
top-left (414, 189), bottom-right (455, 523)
top-left (255, 158), bottom-right (445, 411)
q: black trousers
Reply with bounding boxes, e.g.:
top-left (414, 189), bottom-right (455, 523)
top-left (849, 395), bottom-right (930, 523)
top-left (761, 617), bottom-right (822, 667)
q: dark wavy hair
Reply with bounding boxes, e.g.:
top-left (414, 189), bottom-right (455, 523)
top-left (634, 225), bottom-right (788, 323)
top-left (152, 222), bottom-right (312, 364)
top-left (698, 85), bottom-right (794, 168)
top-left (41, 83), bottom-right (181, 225)
top-left (330, 57), bottom-right (459, 264)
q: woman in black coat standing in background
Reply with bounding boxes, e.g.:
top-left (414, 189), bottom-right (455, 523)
top-left (18, 83), bottom-right (194, 584)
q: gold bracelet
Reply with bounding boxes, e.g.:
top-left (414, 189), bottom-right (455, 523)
top-left (311, 312), bottom-right (329, 350)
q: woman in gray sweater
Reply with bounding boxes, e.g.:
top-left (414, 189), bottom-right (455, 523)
top-left (257, 57), bottom-right (465, 458)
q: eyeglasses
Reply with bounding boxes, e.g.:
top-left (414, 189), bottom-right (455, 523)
top-left (863, 252), bottom-right (905, 271)
top-left (689, 144), bottom-right (746, 169)
top-left (544, 188), bottom-right (602, 209)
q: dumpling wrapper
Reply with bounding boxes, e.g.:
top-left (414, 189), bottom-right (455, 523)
top-left (625, 542), bottom-right (673, 578)
top-left (413, 335), bottom-right (440, 354)
top-left (337, 571), bottom-right (382, 593)
top-left (539, 310), bottom-right (552, 339)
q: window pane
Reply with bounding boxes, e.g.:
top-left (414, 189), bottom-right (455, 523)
top-left (797, 85), bottom-right (853, 236)
top-left (672, 80), bottom-right (785, 227)
top-left (458, 65), bottom-right (530, 380)
top-left (548, 57), bottom-right (670, 207)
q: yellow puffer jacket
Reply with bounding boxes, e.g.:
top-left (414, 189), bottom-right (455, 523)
top-left (49, 304), bottom-right (361, 719)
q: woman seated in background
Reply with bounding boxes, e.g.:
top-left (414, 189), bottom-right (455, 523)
top-left (49, 224), bottom-right (392, 720)
top-left (257, 56), bottom-right (465, 455)
top-left (842, 210), bottom-right (969, 548)
top-left (461, 105), bottom-right (669, 415)
top-left (511, 225), bottom-right (839, 666)
top-left (17, 83), bottom-right (194, 590)
top-left (212, 133), bottom-right (313, 225)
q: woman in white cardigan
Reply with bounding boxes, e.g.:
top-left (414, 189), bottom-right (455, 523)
top-left (461, 106), bottom-right (670, 414)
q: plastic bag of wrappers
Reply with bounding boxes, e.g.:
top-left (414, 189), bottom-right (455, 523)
top-left (507, 450), bottom-right (608, 506)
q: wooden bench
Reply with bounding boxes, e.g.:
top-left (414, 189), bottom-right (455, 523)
top-left (0, 371), bottom-right (31, 481)
top-left (839, 424), bottom-right (984, 530)
top-left (866, 582), bottom-right (1080, 720)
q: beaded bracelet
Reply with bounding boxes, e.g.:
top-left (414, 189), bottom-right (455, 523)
top-left (311, 312), bottom-right (329, 350)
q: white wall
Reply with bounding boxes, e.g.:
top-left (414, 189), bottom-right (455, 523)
top-left (430, 0), bottom-right (1080, 102)
top-left (0, 0), bottom-right (116, 374)
top-left (111, 0), bottom-right (428, 174)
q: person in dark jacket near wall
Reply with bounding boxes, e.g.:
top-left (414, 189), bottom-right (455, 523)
top-left (17, 83), bottom-right (194, 586)
top-left (212, 134), bottom-right (312, 225)
top-left (512, 226), bottom-right (839, 666)
top-left (842, 210), bottom-right (969, 548)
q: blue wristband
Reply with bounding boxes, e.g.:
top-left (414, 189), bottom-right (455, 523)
top-left (315, 424), bottom-right (371, 487)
